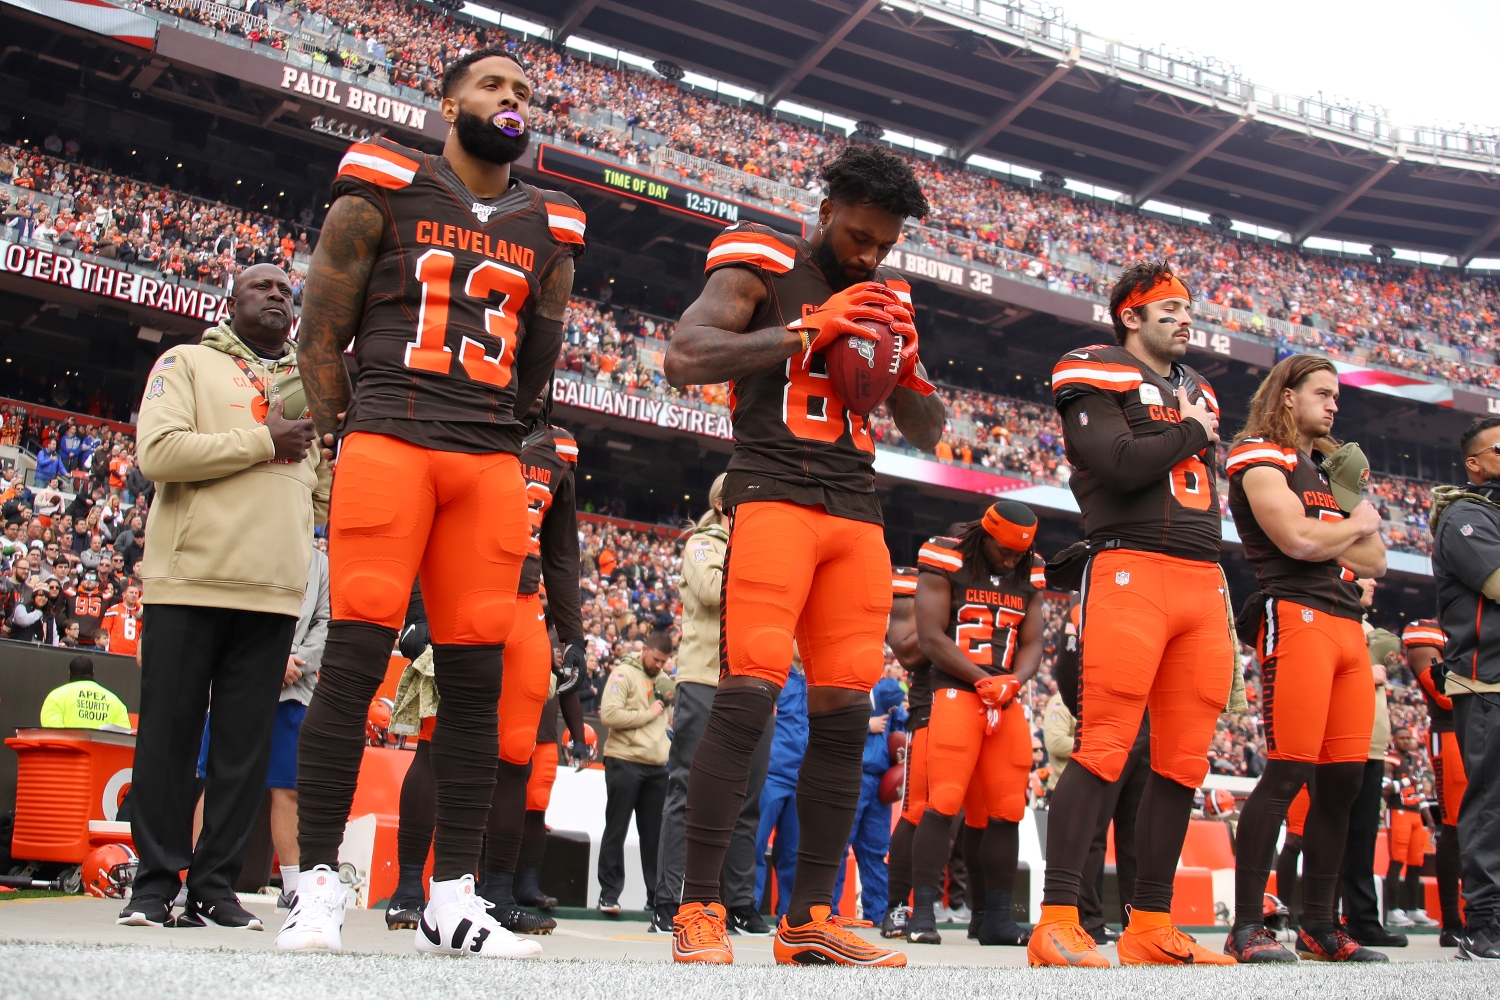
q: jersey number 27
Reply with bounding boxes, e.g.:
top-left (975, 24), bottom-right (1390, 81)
top-left (406, 249), bottom-right (528, 387)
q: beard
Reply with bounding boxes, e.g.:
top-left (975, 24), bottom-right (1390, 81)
top-left (454, 108), bottom-right (531, 166)
top-left (810, 237), bottom-right (873, 292)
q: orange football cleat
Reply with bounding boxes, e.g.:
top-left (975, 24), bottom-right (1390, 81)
top-left (672, 902), bottom-right (733, 965)
top-left (1026, 904), bottom-right (1111, 967)
top-left (1117, 909), bottom-right (1236, 966)
top-left (774, 905), bottom-right (908, 966)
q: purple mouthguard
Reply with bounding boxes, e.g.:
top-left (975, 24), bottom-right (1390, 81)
top-left (492, 110), bottom-right (526, 136)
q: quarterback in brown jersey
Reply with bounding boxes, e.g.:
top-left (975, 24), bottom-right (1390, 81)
top-left (1030, 261), bottom-right (1236, 968)
top-left (1223, 355), bottom-right (1388, 964)
top-left (663, 144), bottom-right (944, 966)
top-left (279, 48), bottom-right (582, 959)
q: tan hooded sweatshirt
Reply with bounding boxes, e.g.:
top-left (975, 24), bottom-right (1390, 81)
top-left (136, 322), bottom-right (329, 617)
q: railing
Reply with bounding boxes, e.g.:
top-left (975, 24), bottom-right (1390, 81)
top-left (918, 0), bottom-right (1496, 165)
top-left (122, 0), bottom-right (438, 109)
top-left (652, 147), bottom-right (818, 214)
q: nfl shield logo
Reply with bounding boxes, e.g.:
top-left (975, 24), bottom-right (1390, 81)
top-left (1115, 571), bottom-right (1130, 586)
top-left (1302, 609), bottom-right (1314, 623)
top-left (1462, 524), bottom-right (1475, 536)
top-left (1078, 410), bottom-right (1090, 426)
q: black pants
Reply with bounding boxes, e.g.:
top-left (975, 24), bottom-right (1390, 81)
top-left (599, 757), bottom-right (669, 907)
top-left (656, 681), bottom-right (773, 908)
top-left (130, 604), bottom-right (295, 901)
top-left (1340, 758), bottom-right (1386, 929)
top-left (1080, 722), bottom-right (1150, 929)
top-left (1455, 693), bottom-right (1500, 929)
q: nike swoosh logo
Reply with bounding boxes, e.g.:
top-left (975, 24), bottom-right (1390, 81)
top-left (1049, 933), bottom-right (1093, 964)
top-left (1160, 948), bottom-right (1194, 963)
top-left (420, 916), bottom-right (442, 946)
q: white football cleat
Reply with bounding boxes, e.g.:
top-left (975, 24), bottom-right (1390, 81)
top-left (1385, 908), bottom-right (1415, 927)
top-left (414, 875), bottom-right (542, 959)
top-left (1409, 908), bottom-right (1440, 927)
top-left (276, 865), bottom-right (346, 952)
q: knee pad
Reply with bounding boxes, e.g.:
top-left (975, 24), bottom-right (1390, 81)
top-left (738, 625), bottom-right (794, 676)
top-left (336, 561), bottom-right (413, 627)
top-left (499, 727), bottom-right (538, 767)
top-left (989, 788), bottom-right (1026, 824)
top-left (446, 593), bottom-right (516, 646)
top-left (927, 771), bottom-right (968, 817)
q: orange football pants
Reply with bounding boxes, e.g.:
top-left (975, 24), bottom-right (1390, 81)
top-left (526, 740), bottom-right (558, 812)
top-left (1388, 808), bottom-right (1429, 867)
top-left (1075, 550), bottom-right (1233, 786)
top-left (498, 592), bottom-right (553, 765)
top-left (723, 501), bottom-right (892, 690)
top-left (926, 688), bottom-right (1031, 823)
top-left (329, 432), bottom-right (529, 644)
top-left (1258, 600), bottom-right (1374, 763)
top-left (1433, 731), bottom-right (1467, 823)
top-left (900, 726), bottom-right (930, 825)
top-left (411, 592), bottom-right (552, 767)
top-left (1286, 785), bottom-right (1310, 837)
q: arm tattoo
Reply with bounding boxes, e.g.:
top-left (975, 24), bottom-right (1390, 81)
top-left (536, 255), bottom-right (574, 321)
top-left (299, 195), bottom-right (382, 439)
top-left (666, 268), bottom-right (800, 387)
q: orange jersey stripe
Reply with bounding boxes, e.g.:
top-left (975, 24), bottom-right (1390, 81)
top-left (705, 231), bottom-right (795, 274)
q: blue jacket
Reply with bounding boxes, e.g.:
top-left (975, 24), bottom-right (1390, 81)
top-left (863, 677), bottom-right (907, 776)
top-left (60, 432), bottom-right (82, 462)
top-left (766, 666), bottom-right (808, 786)
top-left (34, 449), bottom-right (65, 482)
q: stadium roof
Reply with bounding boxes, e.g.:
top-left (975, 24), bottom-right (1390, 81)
top-left (484, 0), bottom-right (1500, 264)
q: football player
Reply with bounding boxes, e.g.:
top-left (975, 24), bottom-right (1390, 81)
top-left (663, 144), bottom-right (943, 966)
top-left (1031, 261), bottom-right (1235, 967)
top-left (880, 566), bottom-right (927, 939)
top-left (1403, 620), bottom-right (1466, 944)
top-left (1223, 354), bottom-right (1387, 963)
top-left (279, 48), bottom-right (583, 958)
top-left (910, 501), bottom-right (1046, 947)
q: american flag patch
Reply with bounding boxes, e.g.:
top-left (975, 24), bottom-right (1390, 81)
top-left (150, 354), bottom-right (176, 375)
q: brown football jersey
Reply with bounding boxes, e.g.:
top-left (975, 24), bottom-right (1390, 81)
top-left (330, 138), bottom-right (585, 454)
top-left (516, 423), bottom-right (581, 640)
top-left (704, 222), bottom-right (912, 525)
top-left (917, 536), bottom-right (1044, 693)
top-left (1226, 437), bottom-right (1363, 619)
top-left (1052, 344), bottom-right (1221, 561)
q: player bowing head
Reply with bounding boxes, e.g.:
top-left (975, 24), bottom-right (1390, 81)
top-left (440, 48), bottom-right (533, 167)
top-left (1223, 353), bottom-right (1386, 963)
top-left (909, 501), bottom-right (1046, 948)
top-left (663, 143), bottom-right (947, 968)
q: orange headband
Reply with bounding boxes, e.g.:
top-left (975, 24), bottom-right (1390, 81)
top-left (982, 504), bottom-right (1035, 551)
top-left (1119, 273), bottom-right (1191, 314)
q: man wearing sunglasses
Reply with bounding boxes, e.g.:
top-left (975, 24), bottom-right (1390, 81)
top-left (1429, 416), bottom-right (1500, 961)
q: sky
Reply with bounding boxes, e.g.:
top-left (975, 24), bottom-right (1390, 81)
top-left (1049, 0), bottom-right (1500, 132)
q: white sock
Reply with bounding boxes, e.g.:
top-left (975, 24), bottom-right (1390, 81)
top-left (280, 865), bottom-right (299, 890)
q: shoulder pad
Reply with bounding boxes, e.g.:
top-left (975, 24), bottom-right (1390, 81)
top-left (550, 426), bottom-right (578, 464)
top-left (1225, 439), bottom-right (1297, 477)
top-left (878, 272), bottom-right (912, 306)
top-left (705, 222), bottom-right (796, 275)
top-left (540, 191), bottom-right (586, 248)
top-left (892, 565), bottom-right (919, 597)
top-left (1029, 553), bottom-right (1047, 590)
top-left (1401, 622), bottom-right (1446, 649)
top-left (336, 139), bottom-right (422, 190)
top-left (1052, 349), bottom-right (1143, 397)
top-left (917, 536), bottom-right (962, 574)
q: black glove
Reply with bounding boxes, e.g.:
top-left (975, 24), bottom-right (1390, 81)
top-left (568, 739), bottom-right (593, 770)
top-left (554, 636), bottom-right (586, 694)
top-left (398, 621), bottom-right (430, 661)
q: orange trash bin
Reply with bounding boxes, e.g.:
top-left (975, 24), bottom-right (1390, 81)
top-left (6, 728), bottom-right (135, 864)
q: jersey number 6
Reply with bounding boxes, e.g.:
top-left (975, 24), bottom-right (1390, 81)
top-left (407, 249), bottom-right (527, 387)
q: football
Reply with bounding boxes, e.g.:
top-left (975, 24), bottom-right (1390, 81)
top-left (824, 316), bottom-right (904, 416)
top-left (877, 762), bottom-right (905, 805)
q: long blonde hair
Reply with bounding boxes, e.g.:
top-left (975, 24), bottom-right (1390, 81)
top-left (1234, 354), bottom-right (1340, 453)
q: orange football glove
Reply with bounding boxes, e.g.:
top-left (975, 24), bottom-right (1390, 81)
top-left (787, 281), bottom-right (899, 355)
top-left (884, 301), bottom-right (935, 396)
top-left (974, 674), bottom-right (1021, 709)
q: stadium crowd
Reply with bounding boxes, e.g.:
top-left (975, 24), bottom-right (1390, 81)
top-left (0, 141), bottom-right (311, 293)
top-left (9, 0), bottom-right (1500, 400)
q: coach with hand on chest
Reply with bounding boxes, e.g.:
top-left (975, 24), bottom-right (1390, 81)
top-left (120, 264), bottom-right (329, 931)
